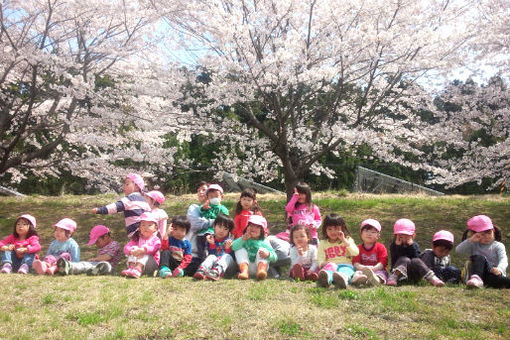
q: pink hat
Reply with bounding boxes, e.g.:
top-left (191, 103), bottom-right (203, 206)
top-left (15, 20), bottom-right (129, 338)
top-left (17, 214), bottom-right (37, 229)
top-left (88, 225), bottom-right (110, 246)
top-left (138, 212), bottom-right (158, 224)
top-left (146, 190), bottom-right (165, 204)
top-left (467, 215), bottom-right (493, 233)
top-left (54, 218), bottom-right (77, 233)
top-left (126, 173), bottom-right (145, 192)
top-left (360, 219), bottom-right (381, 232)
top-left (206, 184), bottom-right (224, 194)
top-left (393, 218), bottom-right (415, 235)
top-left (433, 230), bottom-right (454, 244)
top-left (247, 215), bottom-right (268, 234)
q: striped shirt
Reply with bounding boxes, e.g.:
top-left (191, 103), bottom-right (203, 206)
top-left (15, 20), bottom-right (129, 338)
top-left (96, 192), bottom-right (150, 236)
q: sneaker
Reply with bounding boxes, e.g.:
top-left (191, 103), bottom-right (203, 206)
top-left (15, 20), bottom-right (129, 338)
top-left (362, 267), bottom-right (381, 287)
top-left (317, 270), bottom-right (331, 288)
top-left (129, 268), bottom-right (142, 279)
top-left (290, 264), bottom-right (305, 281)
top-left (466, 274), bottom-right (484, 289)
top-left (305, 271), bottom-right (319, 281)
top-left (332, 272), bottom-right (348, 289)
top-left (351, 271), bottom-right (368, 286)
top-left (46, 265), bottom-right (57, 275)
top-left (17, 264), bottom-right (29, 274)
top-left (121, 268), bottom-right (133, 277)
top-left (1, 263), bottom-right (12, 274)
top-left (89, 262), bottom-right (112, 276)
top-left (428, 275), bottom-right (445, 287)
top-left (57, 258), bottom-right (70, 275)
top-left (32, 260), bottom-right (47, 275)
top-left (193, 269), bottom-right (206, 280)
top-left (386, 273), bottom-right (398, 286)
top-left (158, 266), bottom-right (172, 278)
top-left (206, 268), bottom-right (221, 281)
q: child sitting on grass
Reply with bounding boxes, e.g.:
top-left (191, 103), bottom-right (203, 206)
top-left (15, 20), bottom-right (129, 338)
top-left (289, 224), bottom-right (318, 281)
top-left (193, 214), bottom-right (235, 281)
top-left (351, 219), bottom-right (388, 286)
top-left (419, 230), bottom-right (461, 284)
top-left (57, 225), bottom-right (121, 275)
top-left (33, 218), bottom-right (80, 275)
top-left (158, 216), bottom-right (193, 278)
top-left (232, 215), bottom-right (276, 280)
top-left (122, 212), bottom-right (161, 278)
top-left (0, 214), bottom-right (40, 274)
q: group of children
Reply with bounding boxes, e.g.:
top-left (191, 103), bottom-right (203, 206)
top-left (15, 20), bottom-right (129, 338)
top-left (0, 175), bottom-right (508, 290)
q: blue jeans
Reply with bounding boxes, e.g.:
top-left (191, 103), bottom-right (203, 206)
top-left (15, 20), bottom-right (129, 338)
top-left (2, 251), bottom-right (35, 271)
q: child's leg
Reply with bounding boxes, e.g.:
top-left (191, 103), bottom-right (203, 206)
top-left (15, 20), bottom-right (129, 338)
top-left (66, 261), bottom-right (97, 275)
top-left (143, 256), bottom-right (158, 276)
top-left (206, 254), bottom-right (235, 280)
top-left (235, 248), bottom-right (250, 279)
top-left (255, 251), bottom-right (269, 280)
top-left (266, 235), bottom-right (291, 267)
top-left (1, 251), bottom-right (14, 273)
top-left (408, 258), bottom-right (444, 286)
top-left (391, 257), bottom-right (411, 279)
top-left (333, 264), bottom-right (355, 289)
top-left (317, 262), bottom-right (337, 287)
top-left (16, 253), bottom-right (35, 274)
top-left (194, 255), bottom-right (217, 279)
top-left (435, 266), bottom-right (461, 284)
top-left (469, 254), bottom-right (510, 288)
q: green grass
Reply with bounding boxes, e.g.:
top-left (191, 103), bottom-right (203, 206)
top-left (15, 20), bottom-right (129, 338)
top-left (0, 192), bottom-right (509, 339)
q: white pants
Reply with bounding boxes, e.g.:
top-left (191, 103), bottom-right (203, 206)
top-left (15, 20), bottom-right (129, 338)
top-left (127, 255), bottom-right (158, 274)
top-left (235, 248), bottom-right (268, 276)
top-left (199, 253), bottom-right (234, 274)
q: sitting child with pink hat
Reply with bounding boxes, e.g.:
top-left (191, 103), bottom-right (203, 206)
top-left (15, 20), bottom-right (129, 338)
top-left (456, 215), bottom-right (510, 289)
top-left (57, 225), bottom-right (121, 276)
top-left (145, 190), bottom-right (168, 237)
top-left (91, 173), bottom-right (151, 237)
top-left (0, 214), bottom-right (40, 274)
top-left (32, 218), bottom-right (80, 275)
top-left (386, 218), bottom-right (444, 287)
top-left (419, 230), bottom-right (461, 284)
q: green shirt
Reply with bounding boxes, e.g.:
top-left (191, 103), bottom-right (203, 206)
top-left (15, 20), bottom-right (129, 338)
top-left (232, 237), bottom-right (277, 263)
top-left (198, 204), bottom-right (229, 234)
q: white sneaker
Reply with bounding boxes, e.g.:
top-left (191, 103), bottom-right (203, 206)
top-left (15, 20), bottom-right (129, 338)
top-left (351, 271), bottom-right (368, 286)
top-left (332, 272), bottom-right (348, 289)
top-left (466, 274), bottom-right (483, 289)
top-left (362, 267), bottom-right (381, 286)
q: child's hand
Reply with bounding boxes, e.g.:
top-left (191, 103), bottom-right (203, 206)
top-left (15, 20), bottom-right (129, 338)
top-left (0, 245), bottom-right (12, 251)
top-left (338, 230), bottom-right (346, 243)
top-left (206, 234), bottom-right (215, 244)
top-left (293, 187), bottom-right (298, 195)
top-left (258, 248), bottom-right (269, 259)
top-left (172, 267), bottom-right (184, 277)
top-left (297, 246), bottom-right (304, 256)
top-left (395, 235), bottom-right (402, 246)
top-left (469, 233), bottom-right (481, 243)
top-left (15, 247), bottom-right (27, 256)
top-left (242, 231), bottom-right (250, 241)
top-left (405, 237), bottom-right (413, 246)
top-left (491, 267), bottom-right (502, 276)
top-left (91, 208), bottom-right (98, 214)
top-left (224, 239), bottom-right (233, 249)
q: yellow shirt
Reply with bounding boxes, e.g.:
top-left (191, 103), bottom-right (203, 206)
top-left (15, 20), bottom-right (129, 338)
top-left (317, 237), bottom-right (359, 266)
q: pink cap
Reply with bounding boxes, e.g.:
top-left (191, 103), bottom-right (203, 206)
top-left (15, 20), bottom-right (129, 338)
top-left (433, 230), bottom-right (454, 244)
top-left (206, 184), bottom-right (224, 194)
top-left (88, 225), bottom-right (110, 246)
top-left (126, 173), bottom-right (145, 192)
top-left (467, 215), bottom-right (493, 233)
top-left (17, 214), bottom-right (37, 229)
top-left (54, 218), bottom-right (77, 233)
top-left (247, 215), bottom-right (268, 234)
top-left (138, 212), bottom-right (158, 224)
top-left (146, 190), bottom-right (165, 204)
top-left (393, 218), bottom-right (415, 235)
top-left (360, 219), bottom-right (381, 232)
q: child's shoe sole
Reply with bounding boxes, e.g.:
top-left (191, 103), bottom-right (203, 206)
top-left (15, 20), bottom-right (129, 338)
top-left (332, 272), bottom-right (347, 289)
top-left (317, 270), bottom-right (330, 288)
top-left (362, 267), bottom-right (381, 286)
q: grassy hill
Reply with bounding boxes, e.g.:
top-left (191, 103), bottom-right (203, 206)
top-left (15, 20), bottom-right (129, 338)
top-left (0, 193), bottom-right (509, 339)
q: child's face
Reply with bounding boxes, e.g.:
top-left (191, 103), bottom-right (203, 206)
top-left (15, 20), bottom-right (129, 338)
top-left (432, 245), bottom-right (451, 258)
top-left (246, 223), bottom-right (263, 239)
top-left (297, 192), bottom-right (307, 204)
top-left (54, 227), bottom-right (69, 242)
top-left (123, 178), bottom-right (136, 195)
top-left (214, 224), bottom-right (230, 240)
top-left (139, 221), bottom-right (157, 239)
top-left (326, 225), bottom-right (343, 242)
top-left (292, 229), bottom-right (309, 248)
top-left (474, 229), bottom-right (495, 245)
top-left (396, 233), bottom-right (414, 245)
top-left (15, 218), bottom-right (31, 237)
top-left (171, 225), bottom-right (187, 240)
top-left (240, 196), bottom-right (254, 210)
top-left (360, 226), bottom-right (380, 245)
top-left (196, 184), bottom-right (208, 204)
top-left (207, 190), bottom-right (222, 199)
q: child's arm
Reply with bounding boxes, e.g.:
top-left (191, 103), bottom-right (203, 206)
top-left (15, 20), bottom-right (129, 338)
top-left (289, 246), bottom-right (301, 266)
top-left (69, 239), bottom-right (80, 262)
top-left (143, 237), bottom-right (162, 256)
top-left (258, 240), bottom-right (277, 263)
top-left (0, 234), bottom-right (15, 251)
top-left (93, 197), bottom-right (128, 215)
top-left (309, 246), bottom-right (319, 272)
top-left (124, 240), bottom-right (136, 256)
top-left (344, 237), bottom-right (360, 257)
top-left (317, 241), bottom-right (328, 268)
top-left (231, 237), bottom-right (245, 252)
top-left (25, 235), bottom-right (41, 254)
top-left (173, 240), bottom-right (193, 275)
top-left (419, 249), bottom-right (435, 269)
top-left (219, 205), bottom-right (229, 216)
top-left (455, 239), bottom-right (474, 255)
top-left (311, 204), bottom-right (322, 229)
top-left (187, 204), bottom-right (213, 234)
top-left (285, 192), bottom-right (299, 215)
top-left (492, 242), bottom-right (508, 276)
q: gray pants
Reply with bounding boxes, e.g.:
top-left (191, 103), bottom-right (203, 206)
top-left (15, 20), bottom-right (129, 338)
top-left (68, 261), bottom-right (113, 275)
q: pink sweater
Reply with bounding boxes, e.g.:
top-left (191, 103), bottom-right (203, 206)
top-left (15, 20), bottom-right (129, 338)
top-left (285, 193), bottom-right (321, 239)
top-left (124, 235), bottom-right (161, 265)
top-left (0, 234), bottom-right (41, 254)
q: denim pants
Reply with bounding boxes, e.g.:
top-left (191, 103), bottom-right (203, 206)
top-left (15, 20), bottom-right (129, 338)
top-left (2, 251), bottom-right (35, 271)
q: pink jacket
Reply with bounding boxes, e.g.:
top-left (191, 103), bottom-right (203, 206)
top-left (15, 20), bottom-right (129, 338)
top-left (124, 235), bottom-right (161, 264)
top-left (285, 193), bottom-right (321, 239)
top-left (0, 234), bottom-right (41, 254)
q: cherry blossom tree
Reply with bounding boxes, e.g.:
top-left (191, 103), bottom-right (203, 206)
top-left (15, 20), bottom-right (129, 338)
top-left (0, 0), bottom-right (185, 191)
top-left (158, 0), bottom-right (484, 195)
